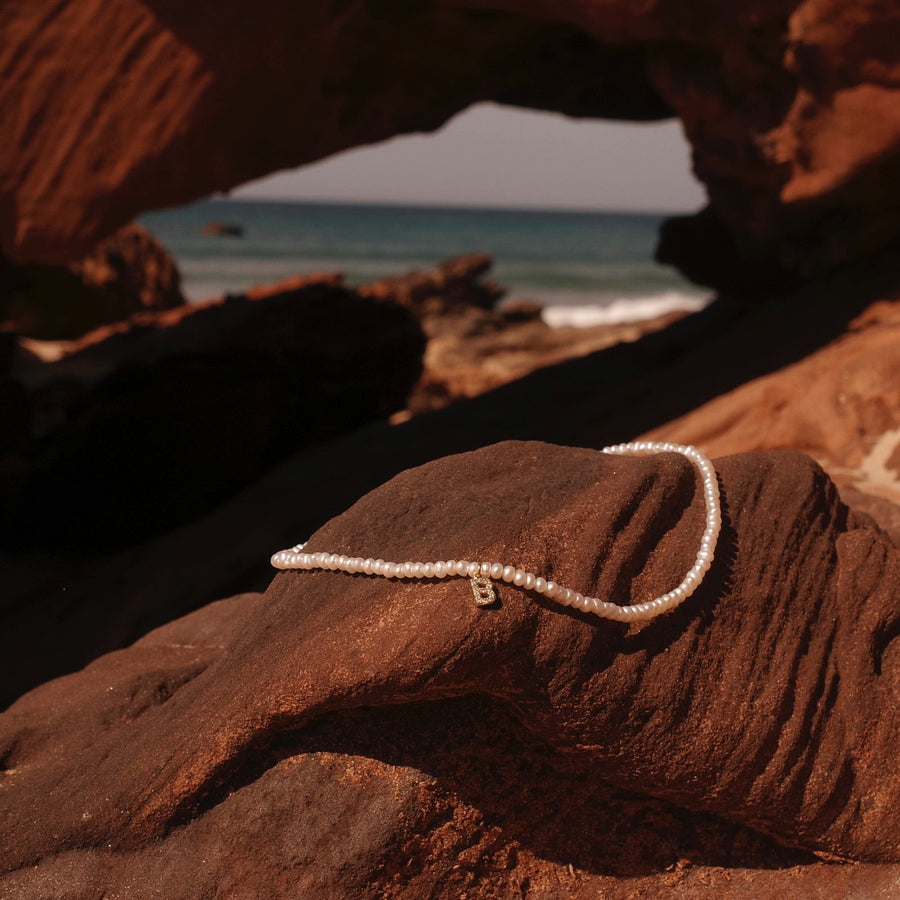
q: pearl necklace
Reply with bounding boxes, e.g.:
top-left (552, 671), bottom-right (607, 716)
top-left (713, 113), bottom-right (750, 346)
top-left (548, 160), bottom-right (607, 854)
top-left (271, 441), bottom-right (721, 623)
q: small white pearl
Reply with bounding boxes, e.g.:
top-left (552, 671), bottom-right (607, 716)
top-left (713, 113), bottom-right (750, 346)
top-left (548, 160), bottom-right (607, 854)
top-left (423, 563), bottom-right (435, 578)
top-left (513, 570), bottom-right (526, 586)
top-left (545, 580), bottom-right (559, 598)
top-left (534, 577), bottom-right (547, 593)
top-left (433, 561), bottom-right (446, 578)
top-left (502, 565), bottom-right (516, 583)
top-left (524, 573), bottom-right (536, 590)
top-left (490, 562), bottom-right (504, 579)
top-left (411, 563), bottom-right (424, 578)
top-left (454, 560), bottom-right (469, 576)
top-left (467, 561), bottom-right (481, 578)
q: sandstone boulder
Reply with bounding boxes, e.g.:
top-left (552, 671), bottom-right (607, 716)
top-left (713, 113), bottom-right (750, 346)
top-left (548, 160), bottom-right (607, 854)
top-left (1, 442), bottom-right (899, 897)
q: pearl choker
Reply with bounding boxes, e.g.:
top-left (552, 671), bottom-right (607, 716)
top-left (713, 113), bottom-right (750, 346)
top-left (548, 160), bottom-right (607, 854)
top-left (271, 441), bottom-right (721, 623)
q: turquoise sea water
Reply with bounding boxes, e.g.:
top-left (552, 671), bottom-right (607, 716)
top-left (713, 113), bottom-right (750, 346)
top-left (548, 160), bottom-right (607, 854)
top-left (140, 198), bottom-right (709, 325)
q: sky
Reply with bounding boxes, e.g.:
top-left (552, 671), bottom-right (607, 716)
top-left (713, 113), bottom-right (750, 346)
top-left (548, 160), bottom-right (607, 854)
top-left (234, 102), bottom-right (706, 214)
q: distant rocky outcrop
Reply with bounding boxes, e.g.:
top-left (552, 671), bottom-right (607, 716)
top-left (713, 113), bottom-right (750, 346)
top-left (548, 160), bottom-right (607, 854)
top-left (360, 253), bottom-right (688, 415)
top-left (360, 252), bottom-right (506, 320)
top-left (0, 224), bottom-right (184, 339)
top-left (202, 220), bottom-right (244, 237)
top-left (2, 0), bottom-right (899, 290)
top-left (2, 443), bottom-right (899, 898)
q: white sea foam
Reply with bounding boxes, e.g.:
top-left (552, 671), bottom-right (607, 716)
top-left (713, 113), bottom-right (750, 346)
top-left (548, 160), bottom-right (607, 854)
top-left (540, 291), bottom-right (710, 328)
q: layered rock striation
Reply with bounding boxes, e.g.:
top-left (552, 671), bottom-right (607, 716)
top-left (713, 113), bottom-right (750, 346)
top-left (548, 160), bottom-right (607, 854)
top-left (1, 442), bottom-right (899, 897)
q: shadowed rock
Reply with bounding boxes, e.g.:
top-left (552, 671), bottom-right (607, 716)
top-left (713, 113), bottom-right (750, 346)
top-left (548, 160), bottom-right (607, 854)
top-left (0, 223), bottom-right (184, 339)
top-left (2, 442), bottom-right (898, 895)
top-left (1, 277), bottom-right (424, 549)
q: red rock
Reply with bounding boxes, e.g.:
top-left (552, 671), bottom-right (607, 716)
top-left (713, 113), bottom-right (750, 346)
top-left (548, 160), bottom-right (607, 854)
top-left (1, 442), bottom-right (899, 898)
top-left (643, 286), bottom-right (900, 517)
top-left (1, 0), bottom-right (898, 285)
top-left (3, 254), bottom-right (899, 707)
top-left (360, 253), bottom-right (505, 320)
top-left (359, 254), bottom-right (685, 415)
top-left (1, 224), bottom-right (184, 339)
top-left (1, 275), bottom-right (424, 549)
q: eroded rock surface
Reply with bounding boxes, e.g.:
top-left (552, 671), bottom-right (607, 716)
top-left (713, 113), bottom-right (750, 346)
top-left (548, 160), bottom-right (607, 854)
top-left (2, 442), bottom-right (899, 899)
top-left (2, 0), bottom-right (899, 284)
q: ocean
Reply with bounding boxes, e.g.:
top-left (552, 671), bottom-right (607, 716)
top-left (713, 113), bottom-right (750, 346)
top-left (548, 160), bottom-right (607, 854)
top-left (139, 198), bottom-right (709, 327)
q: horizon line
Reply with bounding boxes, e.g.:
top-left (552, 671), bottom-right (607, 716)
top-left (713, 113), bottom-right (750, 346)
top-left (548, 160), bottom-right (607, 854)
top-left (210, 193), bottom-right (702, 219)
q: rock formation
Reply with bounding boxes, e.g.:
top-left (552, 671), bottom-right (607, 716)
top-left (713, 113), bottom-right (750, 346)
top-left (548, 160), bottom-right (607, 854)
top-left (2, 0), bottom-right (899, 286)
top-left (0, 223), bottom-right (184, 339)
top-left (1, 275), bottom-right (424, 549)
top-left (2, 251), bottom-right (898, 707)
top-left (2, 442), bottom-right (899, 898)
top-left (359, 253), bottom-right (685, 415)
top-left (2, 2), bottom-right (899, 892)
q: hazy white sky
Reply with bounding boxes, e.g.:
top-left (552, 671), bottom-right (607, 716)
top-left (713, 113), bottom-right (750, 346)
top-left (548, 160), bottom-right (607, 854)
top-left (235, 102), bottom-right (706, 213)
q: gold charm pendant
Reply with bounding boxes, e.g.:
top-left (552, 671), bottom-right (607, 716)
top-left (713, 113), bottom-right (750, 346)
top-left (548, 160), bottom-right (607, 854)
top-left (470, 576), bottom-right (497, 607)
